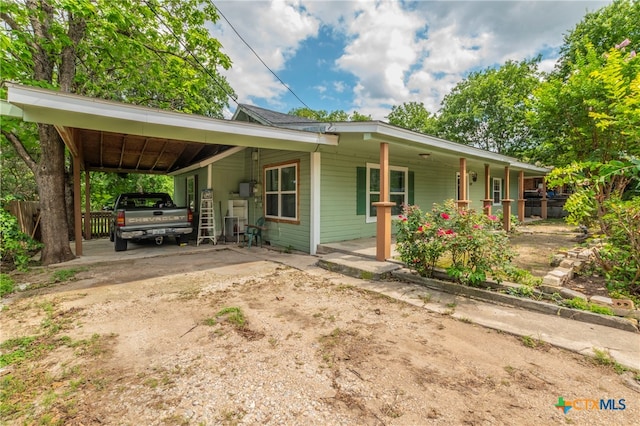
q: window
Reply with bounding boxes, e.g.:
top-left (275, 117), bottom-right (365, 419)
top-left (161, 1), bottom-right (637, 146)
top-left (366, 163), bottom-right (408, 222)
top-left (492, 178), bottom-right (502, 205)
top-left (264, 161), bottom-right (299, 222)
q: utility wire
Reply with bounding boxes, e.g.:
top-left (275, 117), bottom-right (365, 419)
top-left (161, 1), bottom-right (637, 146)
top-left (143, 0), bottom-right (239, 109)
top-left (210, 0), bottom-right (311, 110)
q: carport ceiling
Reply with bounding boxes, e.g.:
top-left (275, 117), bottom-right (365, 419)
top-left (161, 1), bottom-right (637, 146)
top-left (77, 128), bottom-right (229, 174)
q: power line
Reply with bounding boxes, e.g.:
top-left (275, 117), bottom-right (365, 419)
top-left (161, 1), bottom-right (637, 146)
top-left (143, 0), bottom-right (239, 109)
top-left (210, 0), bottom-right (312, 110)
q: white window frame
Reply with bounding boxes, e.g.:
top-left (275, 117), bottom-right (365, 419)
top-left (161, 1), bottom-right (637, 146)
top-left (264, 161), bottom-right (299, 223)
top-left (492, 177), bottom-right (502, 206)
top-left (366, 163), bottom-right (408, 223)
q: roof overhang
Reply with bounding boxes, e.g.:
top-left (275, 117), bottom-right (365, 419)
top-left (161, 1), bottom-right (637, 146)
top-left (2, 84), bottom-right (338, 174)
top-left (331, 121), bottom-right (549, 174)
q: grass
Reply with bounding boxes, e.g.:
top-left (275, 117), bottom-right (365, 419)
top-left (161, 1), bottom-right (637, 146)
top-left (0, 300), bottom-right (115, 424)
top-left (216, 306), bottom-right (246, 328)
top-left (562, 297), bottom-right (614, 316)
top-left (521, 335), bottom-right (548, 349)
top-left (0, 273), bottom-right (15, 297)
top-left (592, 348), bottom-right (628, 374)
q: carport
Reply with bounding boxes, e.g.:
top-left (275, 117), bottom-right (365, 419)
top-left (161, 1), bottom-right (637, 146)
top-left (2, 83), bottom-right (338, 255)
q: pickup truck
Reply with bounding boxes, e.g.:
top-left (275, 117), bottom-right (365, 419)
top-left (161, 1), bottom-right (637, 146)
top-left (109, 193), bottom-right (193, 252)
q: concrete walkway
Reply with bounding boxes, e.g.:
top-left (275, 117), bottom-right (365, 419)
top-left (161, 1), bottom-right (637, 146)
top-left (56, 239), bottom-right (639, 371)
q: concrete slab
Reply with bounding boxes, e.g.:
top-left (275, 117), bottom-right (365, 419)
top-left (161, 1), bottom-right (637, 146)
top-left (317, 252), bottom-right (401, 280)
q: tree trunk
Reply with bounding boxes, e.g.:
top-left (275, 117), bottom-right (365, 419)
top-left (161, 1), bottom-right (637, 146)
top-left (35, 124), bottom-right (75, 264)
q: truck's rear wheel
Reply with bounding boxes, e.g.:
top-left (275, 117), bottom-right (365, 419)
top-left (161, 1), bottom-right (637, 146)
top-left (175, 235), bottom-right (183, 245)
top-left (115, 235), bottom-right (127, 252)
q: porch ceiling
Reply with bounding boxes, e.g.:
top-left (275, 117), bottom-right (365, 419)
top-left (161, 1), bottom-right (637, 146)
top-left (70, 128), bottom-right (229, 174)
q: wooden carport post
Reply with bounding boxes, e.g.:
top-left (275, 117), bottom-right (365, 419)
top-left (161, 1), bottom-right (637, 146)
top-left (372, 142), bottom-right (395, 261)
top-left (84, 169), bottom-right (91, 240)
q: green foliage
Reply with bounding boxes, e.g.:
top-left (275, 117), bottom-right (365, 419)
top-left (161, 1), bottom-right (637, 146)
top-left (530, 42), bottom-right (639, 166)
top-left (546, 159), bottom-right (639, 228)
top-left (556, 0), bottom-right (640, 80)
top-left (598, 197), bottom-right (640, 296)
top-left (287, 107), bottom-right (371, 122)
top-left (0, 273), bottom-right (15, 297)
top-left (386, 102), bottom-right (439, 135)
top-left (494, 265), bottom-right (543, 287)
top-left (50, 268), bottom-right (84, 284)
top-left (395, 201), bottom-right (514, 286)
top-left (562, 297), bottom-right (614, 316)
top-left (84, 172), bottom-right (173, 210)
top-left (437, 58), bottom-right (542, 157)
top-left (0, 204), bottom-right (42, 271)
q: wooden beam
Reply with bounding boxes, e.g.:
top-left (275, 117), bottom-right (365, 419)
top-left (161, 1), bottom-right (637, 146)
top-left (482, 163), bottom-right (492, 215)
top-left (150, 140), bottom-right (169, 172)
top-left (135, 138), bottom-right (150, 170)
top-left (73, 152), bottom-right (83, 256)
top-left (373, 142), bottom-right (394, 261)
top-left (55, 125), bottom-right (79, 159)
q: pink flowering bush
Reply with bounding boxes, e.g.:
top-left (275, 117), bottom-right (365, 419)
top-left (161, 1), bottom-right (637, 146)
top-left (395, 200), bottom-right (514, 285)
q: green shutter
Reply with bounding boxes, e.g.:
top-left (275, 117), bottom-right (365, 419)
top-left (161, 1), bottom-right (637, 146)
top-left (408, 171), bottom-right (415, 205)
top-left (356, 167), bottom-right (366, 215)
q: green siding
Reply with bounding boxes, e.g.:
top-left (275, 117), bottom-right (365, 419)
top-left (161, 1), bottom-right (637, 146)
top-left (259, 150), bottom-right (310, 253)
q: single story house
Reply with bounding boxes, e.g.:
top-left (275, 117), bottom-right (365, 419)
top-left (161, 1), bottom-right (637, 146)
top-left (2, 84), bottom-right (549, 260)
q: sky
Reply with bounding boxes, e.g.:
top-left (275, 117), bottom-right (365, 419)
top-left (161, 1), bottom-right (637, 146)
top-left (208, 0), bottom-right (612, 120)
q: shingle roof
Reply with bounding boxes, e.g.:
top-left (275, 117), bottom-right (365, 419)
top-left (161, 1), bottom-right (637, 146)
top-left (235, 104), bottom-right (320, 126)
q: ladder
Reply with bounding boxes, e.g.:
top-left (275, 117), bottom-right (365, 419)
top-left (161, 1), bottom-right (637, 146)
top-left (197, 189), bottom-right (217, 246)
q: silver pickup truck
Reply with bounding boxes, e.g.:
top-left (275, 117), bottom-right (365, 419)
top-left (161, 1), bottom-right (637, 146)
top-left (109, 193), bottom-right (193, 252)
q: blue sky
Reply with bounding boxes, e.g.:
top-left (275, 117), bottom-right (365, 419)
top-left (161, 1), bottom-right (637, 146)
top-left (209, 0), bottom-right (612, 120)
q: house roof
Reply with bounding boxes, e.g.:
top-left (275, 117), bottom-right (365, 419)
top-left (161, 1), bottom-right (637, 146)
top-left (2, 84), bottom-right (338, 174)
top-left (231, 106), bottom-right (549, 174)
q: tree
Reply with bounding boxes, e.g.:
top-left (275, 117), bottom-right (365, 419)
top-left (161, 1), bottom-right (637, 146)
top-left (437, 58), bottom-right (541, 157)
top-left (85, 172), bottom-right (173, 211)
top-left (0, 0), bottom-right (234, 265)
top-left (288, 107), bottom-right (371, 122)
top-left (386, 101), bottom-right (438, 135)
top-left (556, 0), bottom-right (640, 79)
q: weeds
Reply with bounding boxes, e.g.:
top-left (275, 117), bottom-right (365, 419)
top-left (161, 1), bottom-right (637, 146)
top-left (592, 348), bottom-right (627, 374)
top-left (216, 306), bottom-right (246, 328)
top-left (562, 297), bottom-right (614, 316)
top-left (0, 273), bottom-right (15, 297)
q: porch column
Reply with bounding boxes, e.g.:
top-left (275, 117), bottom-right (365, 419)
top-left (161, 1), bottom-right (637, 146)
top-left (372, 142), bottom-right (394, 261)
top-left (502, 166), bottom-right (513, 232)
top-left (457, 157), bottom-right (469, 210)
top-left (541, 180), bottom-right (548, 219)
top-left (482, 164), bottom-right (492, 215)
top-left (517, 171), bottom-right (525, 223)
top-left (84, 169), bottom-right (91, 240)
top-left (309, 152), bottom-right (321, 255)
top-left (73, 152), bottom-right (83, 256)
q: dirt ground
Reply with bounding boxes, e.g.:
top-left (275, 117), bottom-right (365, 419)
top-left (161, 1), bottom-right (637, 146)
top-left (1, 229), bottom-right (638, 425)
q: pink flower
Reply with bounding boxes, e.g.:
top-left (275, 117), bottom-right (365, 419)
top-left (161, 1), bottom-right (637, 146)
top-left (445, 229), bottom-right (454, 235)
top-left (402, 217), bottom-right (407, 222)
top-left (441, 213), bottom-right (450, 220)
top-left (473, 224), bottom-right (480, 229)
top-left (417, 226), bottom-right (423, 232)
top-left (437, 228), bottom-right (446, 236)
top-left (488, 215), bottom-right (498, 221)
top-left (616, 38), bottom-right (631, 49)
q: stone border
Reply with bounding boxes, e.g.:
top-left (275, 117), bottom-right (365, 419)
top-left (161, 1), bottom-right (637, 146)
top-left (391, 268), bottom-right (639, 333)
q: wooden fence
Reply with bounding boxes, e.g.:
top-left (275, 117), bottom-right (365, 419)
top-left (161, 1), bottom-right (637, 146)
top-left (82, 211), bottom-right (112, 238)
top-left (4, 201), bottom-right (111, 240)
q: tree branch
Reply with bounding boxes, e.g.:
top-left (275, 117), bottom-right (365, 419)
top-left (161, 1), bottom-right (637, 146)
top-left (1, 129), bottom-right (38, 174)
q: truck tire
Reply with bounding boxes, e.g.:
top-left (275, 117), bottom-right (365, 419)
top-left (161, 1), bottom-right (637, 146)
top-left (109, 229), bottom-right (114, 242)
top-left (114, 235), bottom-right (127, 252)
top-left (154, 236), bottom-right (164, 245)
top-left (175, 235), bottom-right (183, 245)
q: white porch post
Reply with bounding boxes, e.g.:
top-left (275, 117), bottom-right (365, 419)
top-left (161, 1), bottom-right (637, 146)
top-left (310, 152), bottom-right (321, 255)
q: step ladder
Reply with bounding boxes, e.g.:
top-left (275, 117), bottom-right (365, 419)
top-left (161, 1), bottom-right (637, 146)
top-left (197, 189), bottom-right (217, 246)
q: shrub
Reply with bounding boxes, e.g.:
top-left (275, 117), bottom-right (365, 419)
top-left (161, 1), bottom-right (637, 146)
top-left (0, 206), bottom-right (42, 271)
top-left (395, 200), bottom-right (514, 286)
top-left (596, 197), bottom-right (640, 297)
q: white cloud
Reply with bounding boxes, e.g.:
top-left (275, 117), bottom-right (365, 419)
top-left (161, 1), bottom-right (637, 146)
top-left (209, 0), bottom-right (612, 119)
